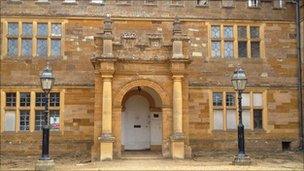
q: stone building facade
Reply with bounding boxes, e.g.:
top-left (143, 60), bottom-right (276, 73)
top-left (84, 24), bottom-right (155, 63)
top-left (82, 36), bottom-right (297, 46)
top-left (0, 0), bottom-right (303, 161)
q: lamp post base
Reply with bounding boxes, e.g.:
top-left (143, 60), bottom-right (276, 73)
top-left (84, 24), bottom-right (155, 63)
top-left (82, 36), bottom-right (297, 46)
top-left (232, 154), bottom-right (251, 165)
top-left (35, 159), bottom-right (55, 171)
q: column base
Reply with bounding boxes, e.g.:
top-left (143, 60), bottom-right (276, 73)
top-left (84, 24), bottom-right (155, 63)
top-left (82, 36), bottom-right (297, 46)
top-left (170, 133), bottom-right (185, 159)
top-left (99, 133), bottom-right (115, 161)
top-left (35, 159), bottom-right (55, 171)
top-left (232, 153), bottom-right (251, 165)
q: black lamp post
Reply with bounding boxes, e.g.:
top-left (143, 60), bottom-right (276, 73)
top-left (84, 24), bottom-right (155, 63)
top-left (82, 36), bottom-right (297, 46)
top-left (231, 67), bottom-right (251, 165)
top-left (39, 64), bottom-right (55, 160)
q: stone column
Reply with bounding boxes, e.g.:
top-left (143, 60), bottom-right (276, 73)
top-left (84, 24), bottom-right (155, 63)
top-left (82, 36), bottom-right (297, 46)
top-left (99, 75), bottom-right (115, 161)
top-left (171, 75), bottom-right (185, 159)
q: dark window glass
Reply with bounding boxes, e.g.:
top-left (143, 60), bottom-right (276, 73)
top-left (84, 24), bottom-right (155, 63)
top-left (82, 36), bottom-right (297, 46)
top-left (254, 109), bottom-right (263, 129)
top-left (20, 92), bottom-right (30, 107)
top-left (50, 110), bottom-right (60, 130)
top-left (20, 110), bottom-right (30, 131)
top-left (251, 42), bottom-right (260, 58)
top-left (6, 92), bottom-right (16, 107)
top-left (36, 92), bottom-right (46, 107)
top-left (238, 41), bottom-right (247, 58)
top-left (213, 92), bottom-right (223, 106)
top-left (50, 93), bottom-right (60, 107)
top-left (35, 110), bottom-right (45, 131)
top-left (226, 93), bottom-right (235, 106)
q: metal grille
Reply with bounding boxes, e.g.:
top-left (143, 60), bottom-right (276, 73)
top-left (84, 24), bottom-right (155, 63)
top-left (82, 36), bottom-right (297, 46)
top-left (8, 38), bottom-right (18, 56)
top-left (20, 110), bottom-right (30, 131)
top-left (224, 41), bottom-right (233, 58)
top-left (51, 39), bottom-right (61, 57)
top-left (211, 26), bottom-right (220, 39)
top-left (37, 23), bottom-right (48, 36)
top-left (51, 23), bottom-right (61, 36)
top-left (20, 92), bottom-right (30, 107)
top-left (8, 23), bottom-right (18, 36)
top-left (37, 39), bottom-right (47, 57)
top-left (211, 41), bottom-right (221, 58)
top-left (22, 23), bottom-right (32, 36)
top-left (22, 39), bottom-right (32, 56)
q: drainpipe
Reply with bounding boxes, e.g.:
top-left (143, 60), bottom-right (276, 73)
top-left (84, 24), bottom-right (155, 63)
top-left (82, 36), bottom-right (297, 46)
top-left (294, 0), bottom-right (303, 150)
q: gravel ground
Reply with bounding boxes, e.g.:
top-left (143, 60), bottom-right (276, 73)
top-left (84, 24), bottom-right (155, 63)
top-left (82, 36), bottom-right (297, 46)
top-left (0, 151), bottom-right (303, 171)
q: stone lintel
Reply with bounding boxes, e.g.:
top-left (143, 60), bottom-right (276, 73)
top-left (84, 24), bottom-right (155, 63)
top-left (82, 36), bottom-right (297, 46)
top-left (98, 133), bottom-right (115, 142)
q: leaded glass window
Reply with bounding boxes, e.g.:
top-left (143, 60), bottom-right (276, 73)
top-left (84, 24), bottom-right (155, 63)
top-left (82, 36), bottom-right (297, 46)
top-left (6, 92), bottom-right (16, 107)
top-left (213, 92), bottom-right (223, 106)
top-left (8, 23), bottom-right (18, 36)
top-left (50, 110), bottom-right (60, 130)
top-left (37, 23), bottom-right (48, 36)
top-left (224, 41), bottom-right (233, 58)
top-left (37, 39), bottom-right (47, 57)
top-left (238, 41), bottom-right (247, 58)
top-left (211, 26), bottom-right (220, 39)
top-left (211, 41), bottom-right (221, 58)
top-left (22, 39), bottom-right (32, 56)
top-left (8, 38), bottom-right (18, 56)
top-left (20, 92), bottom-right (30, 107)
top-left (238, 26), bottom-right (247, 39)
top-left (35, 110), bottom-right (45, 131)
top-left (20, 110), bottom-right (30, 131)
top-left (50, 93), bottom-right (60, 107)
top-left (226, 93), bottom-right (235, 106)
top-left (224, 26), bottom-right (233, 39)
top-left (251, 42), bottom-right (260, 58)
top-left (51, 39), bottom-right (61, 57)
top-left (51, 23), bottom-right (61, 36)
top-left (22, 23), bottom-right (32, 36)
top-left (250, 26), bottom-right (259, 39)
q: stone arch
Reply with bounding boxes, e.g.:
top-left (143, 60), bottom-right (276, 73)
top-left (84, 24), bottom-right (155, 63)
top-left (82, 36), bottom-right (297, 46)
top-left (114, 79), bottom-right (170, 108)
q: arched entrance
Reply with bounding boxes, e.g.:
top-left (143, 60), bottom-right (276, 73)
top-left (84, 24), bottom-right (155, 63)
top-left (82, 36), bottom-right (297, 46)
top-left (112, 79), bottom-right (172, 158)
top-left (121, 87), bottom-right (162, 151)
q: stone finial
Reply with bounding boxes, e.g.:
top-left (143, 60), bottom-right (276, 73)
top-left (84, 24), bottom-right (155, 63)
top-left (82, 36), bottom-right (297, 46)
top-left (104, 13), bottom-right (112, 34)
top-left (173, 16), bottom-right (182, 35)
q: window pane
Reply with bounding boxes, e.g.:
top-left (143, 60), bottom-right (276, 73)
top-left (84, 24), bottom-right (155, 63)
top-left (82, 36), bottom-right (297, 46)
top-left (213, 92), bottom-right (223, 106)
top-left (250, 26), bottom-right (259, 39)
top-left (50, 93), bottom-right (60, 107)
top-left (226, 92), bottom-right (235, 106)
top-left (251, 42), bottom-right (260, 58)
top-left (214, 110), bottom-right (223, 130)
top-left (51, 23), bottom-right (61, 36)
top-left (37, 39), bottom-right (47, 57)
top-left (22, 39), bottom-right (32, 56)
top-left (20, 110), bottom-right (30, 131)
top-left (224, 41), bottom-right (233, 58)
top-left (20, 92), bottom-right (30, 107)
top-left (6, 92), bottom-right (16, 107)
top-left (22, 23), bottom-right (32, 36)
top-left (50, 110), bottom-right (60, 130)
top-left (35, 110), bottom-right (45, 131)
top-left (211, 26), bottom-right (220, 39)
top-left (5, 111), bottom-right (16, 131)
top-left (211, 41), bottom-right (221, 58)
top-left (36, 92), bottom-right (46, 107)
top-left (238, 26), bottom-right (247, 39)
top-left (51, 39), bottom-right (61, 57)
top-left (227, 110), bottom-right (237, 129)
top-left (254, 109), bottom-right (263, 129)
top-left (253, 93), bottom-right (263, 107)
top-left (37, 23), bottom-right (48, 36)
top-left (224, 26), bottom-right (233, 39)
top-left (243, 110), bottom-right (250, 129)
top-left (238, 41), bottom-right (247, 58)
top-left (8, 38), bottom-right (18, 56)
top-left (241, 93), bottom-right (250, 107)
top-left (8, 22), bottom-right (18, 36)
